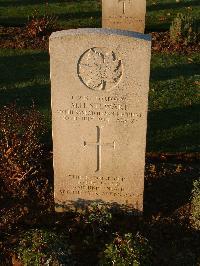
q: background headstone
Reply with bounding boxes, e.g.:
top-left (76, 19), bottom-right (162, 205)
top-left (102, 0), bottom-right (146, 33)
top-left (50, 28), bottom-right (151, 213)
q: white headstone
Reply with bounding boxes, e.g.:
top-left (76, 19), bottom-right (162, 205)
top-left (102, 0), bottom-right (146, 33)
top-left (50, 28), bottom-right (151, 213)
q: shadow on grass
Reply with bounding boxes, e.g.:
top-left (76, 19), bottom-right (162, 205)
top-left (0, 0), bottom-right (98, 7)
top-left (147, 0), bottom-right (200, 12)
top-left (145, 22), bottom-right (171, 32)
top-left (58, 10), bottom-right (101, 28)
top-left (147, 104), bottom-right (200, 152)
top-left (0, 83), bottom-right (50, 109)
top-left (0, 51), bottom-right (199, 153)
top-left (146, 17), bottom-right (200, 32)
top-left (148, 105), bottom-right (199, 131)
top-left (0, 51), bottom-right (49, 87)
top-left (0, 10), bottom-right (101, 27)
top-left (0, 51), bottom-right (52, 145)
top-left (58, 10), bottom-right (100, 20)
top-left (144, 163), bottom-right (198, 216)
top-left (142, 219), bottom-right (200, 265)
top-left (146, 9), bottom-right (200, 32)
top-left (0, 16), bottom-right (27, 27)
top-left (151, 63), bottom-right (199, 81)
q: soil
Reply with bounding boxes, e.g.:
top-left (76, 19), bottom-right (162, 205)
top-left (0, 26), bottom-right (200, 53)
top-left (0, 26), bottom-right (49, 50)
top-left (0, 153), bottom-right (200, 265)
top-left (151, 31), bottom-right (200, 54)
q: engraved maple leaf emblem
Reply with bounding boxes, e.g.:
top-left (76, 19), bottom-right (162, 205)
top-left (78, 47), bottom-right (123, 91)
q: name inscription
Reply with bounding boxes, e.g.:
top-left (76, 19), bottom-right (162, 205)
top-left (57, 95), bottom-right (142, 124)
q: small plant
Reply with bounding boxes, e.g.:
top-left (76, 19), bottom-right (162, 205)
top-left (190, 178), bottom-right (200, 230)
top-left (100, 232), bottom-right (153, 266)
top-left (15, 229), bottom-right (76, 266)
top-left (0, 104), bottom-right (46, 197)
top-left (170, 13), bottom-right (199, 45)
top-left (26, 10), bottom-right (57, 38)
top-left (82, 203), bottom-right (112, 238)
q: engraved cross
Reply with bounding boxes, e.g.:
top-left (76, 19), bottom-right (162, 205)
top-left (84, 126), bottom-right (116, 172)
top-left (118, 0), bottom-right (126, 14)
top-left (118, 0), bottom-right (131, 14)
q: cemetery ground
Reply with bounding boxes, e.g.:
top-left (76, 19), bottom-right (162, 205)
top-left (0, 0), bottom-right (199, 265)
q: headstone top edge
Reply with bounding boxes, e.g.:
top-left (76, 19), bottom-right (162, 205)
top-left (50, 28), bottom-right (151, 41)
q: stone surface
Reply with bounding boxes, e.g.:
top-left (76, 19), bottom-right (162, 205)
top-left (102, 0), bottom-right (146, 33)
top-left (50, 28), bottom-right (151, 213)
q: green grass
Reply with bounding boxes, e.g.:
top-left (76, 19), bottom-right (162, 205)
top-left (0, 49), bottom-right (199, 152)
top-left (148, 53), bottom-right (200, 152)
top-left (0, 0), bottom-right (101, 28)
top-left (0, 0), bottom-right (199, 152)
top-left (0, 49), bottom-right (50, 114)
top-left (146, 0), bottom-right (200, 31)
top-left (0, 0), bottom-right (199, 31)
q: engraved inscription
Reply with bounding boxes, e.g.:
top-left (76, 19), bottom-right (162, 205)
top-left (105, 17), bottom-right (143, 23)
top-left (77, 47), bottom-right (123, 91)
top-left (84, 126), bottom-right (115, 172)
top-left (60, 174), bottom-right (134, 199)
top-left (57, 95), bottom-right (143, 125)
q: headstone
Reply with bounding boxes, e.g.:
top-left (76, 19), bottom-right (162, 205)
top-left (102, 0), bottom-right (146, 33)
top-left (50, 28), bottom-right (151, 213)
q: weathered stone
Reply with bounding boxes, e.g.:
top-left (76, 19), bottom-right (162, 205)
top-left (102, 0), bottom-right (146, 33)
top-left (50, 28), bottom-right (151, 213)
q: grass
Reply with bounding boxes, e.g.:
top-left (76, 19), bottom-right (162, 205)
top-left (0, 0), bottom-right (101, 28)
top-left (0, 0), bottom-right (199, 152)
top-left (0, 49), bottom-right (199, 152)
top-left (0, 2), bottom-right (199, 264)
top-left (148, 53), bottom-right (200, 151)
top-left (0, 49), bottom-right (50, 119)
top-left (0, 0), bottom-right (199, 31)
top-left (146, 0), bottom-right (200, 31)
